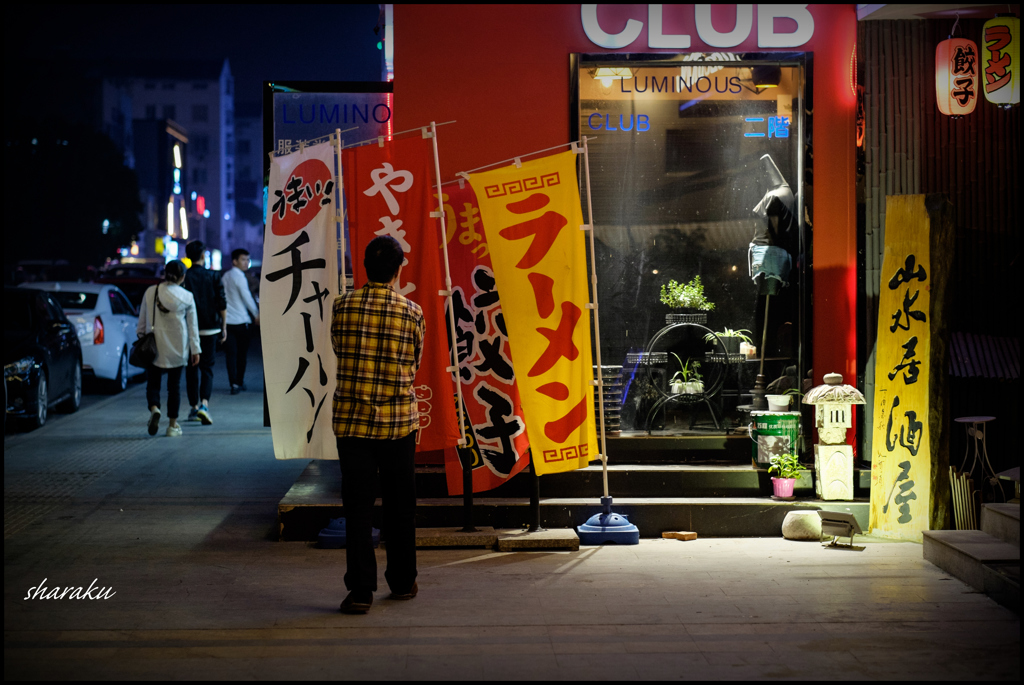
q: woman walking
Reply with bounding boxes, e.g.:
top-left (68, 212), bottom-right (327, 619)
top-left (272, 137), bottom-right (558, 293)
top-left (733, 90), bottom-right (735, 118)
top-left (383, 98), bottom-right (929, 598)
top-left (137, 260), bottom-right (201, 436)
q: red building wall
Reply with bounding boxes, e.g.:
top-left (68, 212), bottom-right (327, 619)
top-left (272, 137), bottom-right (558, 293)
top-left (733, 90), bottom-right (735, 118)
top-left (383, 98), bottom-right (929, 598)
top-left (394, 3), bottom-right (858, 391)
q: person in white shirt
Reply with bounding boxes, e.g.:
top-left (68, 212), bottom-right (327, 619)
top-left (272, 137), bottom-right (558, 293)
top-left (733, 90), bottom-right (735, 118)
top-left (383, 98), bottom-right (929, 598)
top-left (137, 260), bottom-right (201, 437)
top-left (223, 248), bottom-right (260, 395)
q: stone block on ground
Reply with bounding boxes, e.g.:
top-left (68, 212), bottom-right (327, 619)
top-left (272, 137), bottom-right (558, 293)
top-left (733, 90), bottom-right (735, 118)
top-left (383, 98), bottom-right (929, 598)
top-left (496, 528), bottom-right (579, 551)
top-left (782, 510), bottom-right (822, 540)
top-left (662, 531), bottom-right (698, 540)
top-left (415, 527), bottom-right (497, 548)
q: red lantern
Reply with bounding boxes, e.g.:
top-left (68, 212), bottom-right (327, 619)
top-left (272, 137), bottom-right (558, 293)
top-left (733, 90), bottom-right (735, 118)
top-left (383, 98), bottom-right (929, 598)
top-left (936, 37), bottom-right (979, 116)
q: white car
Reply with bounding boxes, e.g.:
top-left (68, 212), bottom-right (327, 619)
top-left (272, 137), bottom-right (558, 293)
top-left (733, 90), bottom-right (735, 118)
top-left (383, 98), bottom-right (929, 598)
top-left (19, 282), bottom-right (146, 391)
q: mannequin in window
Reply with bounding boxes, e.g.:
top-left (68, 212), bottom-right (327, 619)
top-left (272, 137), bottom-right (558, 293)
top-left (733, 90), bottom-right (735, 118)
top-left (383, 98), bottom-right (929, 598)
top-left (749, 154), bottom-right (797, 409)
top-left (749, 153), bottom-right (796, 296)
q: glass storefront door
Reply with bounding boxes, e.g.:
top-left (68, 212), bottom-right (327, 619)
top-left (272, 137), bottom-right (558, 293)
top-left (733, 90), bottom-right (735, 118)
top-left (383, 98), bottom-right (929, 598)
top-left (573, 53), bottom-right (810, 442)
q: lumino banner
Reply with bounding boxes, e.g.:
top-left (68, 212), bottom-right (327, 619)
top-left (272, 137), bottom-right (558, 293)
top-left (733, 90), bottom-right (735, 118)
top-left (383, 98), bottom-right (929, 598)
top-left (342, 135), bottom-right (460, 452)
top-left (262, 141), bottom-right (339, 460)
top-left (469, 151), bottom-right (596, 477)
top-left (439, 181), bottom-right (530, 494)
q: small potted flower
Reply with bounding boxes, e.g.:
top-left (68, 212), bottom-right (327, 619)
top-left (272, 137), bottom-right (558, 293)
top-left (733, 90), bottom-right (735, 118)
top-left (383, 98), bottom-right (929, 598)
top-left (767, 452), bottom-right (804, 500)
top-left (704, 328), bottom-right (753, 355)
top-left (660, 276), bottom-right (715, 324)
top-left (668, 354), bottom-right (703, 394)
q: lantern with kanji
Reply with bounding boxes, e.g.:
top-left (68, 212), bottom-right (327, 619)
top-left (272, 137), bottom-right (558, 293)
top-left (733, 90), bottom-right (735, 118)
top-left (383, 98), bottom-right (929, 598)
top-left (936, 37), bottom-right (979, 116)
top-left (803, 372), bottom-right (865, 501)
top-left (982, 15), bottom-right (1020, 107)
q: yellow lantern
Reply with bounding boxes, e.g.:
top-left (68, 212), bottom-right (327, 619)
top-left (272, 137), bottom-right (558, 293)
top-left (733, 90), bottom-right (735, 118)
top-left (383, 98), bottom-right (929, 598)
top-left (936, 37), bottom-right (979, 116)
top-left (982, 15), bottom-right (1020, 107)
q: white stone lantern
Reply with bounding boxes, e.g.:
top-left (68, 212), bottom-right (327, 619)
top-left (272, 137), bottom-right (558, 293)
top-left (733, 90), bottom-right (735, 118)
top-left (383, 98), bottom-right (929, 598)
top-left (803, 372), bottom-right (865, 500)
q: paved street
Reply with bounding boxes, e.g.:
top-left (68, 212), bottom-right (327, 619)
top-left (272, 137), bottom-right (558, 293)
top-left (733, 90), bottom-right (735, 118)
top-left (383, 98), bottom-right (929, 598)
top-left (4, 342), bottom-right (1020, 680)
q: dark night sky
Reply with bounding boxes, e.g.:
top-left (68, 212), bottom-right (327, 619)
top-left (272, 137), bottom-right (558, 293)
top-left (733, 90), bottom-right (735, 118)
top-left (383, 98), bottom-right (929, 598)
top-left (6, 4), bottom-right (385, 107)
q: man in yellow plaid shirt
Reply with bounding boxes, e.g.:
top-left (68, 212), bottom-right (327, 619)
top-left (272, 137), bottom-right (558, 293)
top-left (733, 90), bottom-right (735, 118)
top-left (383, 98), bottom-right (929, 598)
top-left (332, 235), bottom-right (424, 615)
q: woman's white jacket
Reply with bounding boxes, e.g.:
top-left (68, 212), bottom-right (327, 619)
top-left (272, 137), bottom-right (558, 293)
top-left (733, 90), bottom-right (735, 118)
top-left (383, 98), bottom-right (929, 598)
top-left (136, 282), bottom-right (202, 369)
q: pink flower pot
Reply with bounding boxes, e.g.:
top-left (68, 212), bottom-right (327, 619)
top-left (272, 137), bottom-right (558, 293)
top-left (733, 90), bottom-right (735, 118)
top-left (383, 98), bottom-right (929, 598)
top-left (772, 477), bottom-right (796, 499)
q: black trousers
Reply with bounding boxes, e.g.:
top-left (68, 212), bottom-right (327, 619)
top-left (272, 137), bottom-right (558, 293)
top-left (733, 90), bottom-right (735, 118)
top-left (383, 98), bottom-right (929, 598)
top-left (224, 323), bottom-right (252, 387)
top-left (186, 334), bottom-right (218, 406)
top-left (146, 365), bottom-right (184, 419)
top-left (337, 432), bottom-right (417, 594)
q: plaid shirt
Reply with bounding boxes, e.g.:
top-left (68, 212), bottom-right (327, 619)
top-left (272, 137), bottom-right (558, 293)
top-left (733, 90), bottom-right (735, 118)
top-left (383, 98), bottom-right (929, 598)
top-left (331, 282), bottom-right (425, 439)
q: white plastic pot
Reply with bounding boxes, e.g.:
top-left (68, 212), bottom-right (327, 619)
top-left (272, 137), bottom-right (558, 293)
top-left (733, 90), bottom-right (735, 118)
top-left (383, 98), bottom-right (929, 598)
top-left (766, 394), bottom-right (791, 411)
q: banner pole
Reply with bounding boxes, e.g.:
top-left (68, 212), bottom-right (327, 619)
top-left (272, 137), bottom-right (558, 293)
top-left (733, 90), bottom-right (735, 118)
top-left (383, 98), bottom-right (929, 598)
top-left (429, 121), bottom-right (468, 448)
top-left (333, 129), bottom-right (347, 294)
top-left (581, 136), bottom-right (609, 499)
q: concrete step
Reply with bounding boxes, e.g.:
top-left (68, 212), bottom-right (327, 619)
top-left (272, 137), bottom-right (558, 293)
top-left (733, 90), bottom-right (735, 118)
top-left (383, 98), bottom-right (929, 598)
top-left (302, 460), bottom-right (870, 500)
top-left (981, 503), bottom-right (1020, 547)
top-left (279, 467), bottom-right (869, 541)
top-left (922, 529), bottom-right (1020, 612)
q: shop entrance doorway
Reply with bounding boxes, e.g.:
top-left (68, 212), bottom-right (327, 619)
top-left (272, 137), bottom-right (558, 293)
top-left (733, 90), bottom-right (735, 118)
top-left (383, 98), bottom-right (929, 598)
top-left (572, 53), bottom-right (811, 459)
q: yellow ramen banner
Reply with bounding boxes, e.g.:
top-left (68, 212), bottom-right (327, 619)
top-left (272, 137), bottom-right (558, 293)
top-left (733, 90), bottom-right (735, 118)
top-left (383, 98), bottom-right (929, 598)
top-left (870, 195), bottom-right (932, 541)
top-left (469, 151), bottom-right (596, 476)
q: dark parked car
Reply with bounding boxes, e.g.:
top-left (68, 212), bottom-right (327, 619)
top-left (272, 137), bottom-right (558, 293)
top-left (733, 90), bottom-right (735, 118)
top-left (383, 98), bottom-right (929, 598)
top-left (4, 287), bottom-right (83, 430)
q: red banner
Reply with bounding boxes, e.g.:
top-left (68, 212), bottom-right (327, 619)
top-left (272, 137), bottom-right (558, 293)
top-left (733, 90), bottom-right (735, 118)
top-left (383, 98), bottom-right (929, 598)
top-left (439, 181), bottom-right (531, 494)
top-left (342, 136), bottom-right (459, 452)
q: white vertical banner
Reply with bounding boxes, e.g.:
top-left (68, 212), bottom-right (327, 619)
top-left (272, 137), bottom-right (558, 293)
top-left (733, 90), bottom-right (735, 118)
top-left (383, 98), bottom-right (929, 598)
top-left (261, 141), bottom-right (340, 460)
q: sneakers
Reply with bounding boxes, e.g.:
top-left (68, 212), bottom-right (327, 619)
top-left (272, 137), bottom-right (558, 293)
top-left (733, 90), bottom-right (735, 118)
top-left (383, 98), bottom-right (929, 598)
top-left (196, 405), bottom-right (212, 425)
top-left (187, 407), bottom-right (200, 422)
top-left (340, 591), bottom-right (373, 614)
top-left (166, 424), bottom-right (183, 437)
top-left (147, 408), bottom-right (161, 436)
top-left (388, 582), bottom-right (418, 601)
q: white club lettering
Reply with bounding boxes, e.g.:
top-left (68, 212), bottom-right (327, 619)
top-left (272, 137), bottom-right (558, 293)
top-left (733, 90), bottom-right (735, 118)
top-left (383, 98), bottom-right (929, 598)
top-left (695, 4), bottom-right (753, 48)
top-left (648, 4), bottom-right (690, 49)
top-left (580, 4), bottom-right (815, 50)
top-left (757, 4), bottom-right (814, 48)
top-left (581, 4), bottom-right (643, 49)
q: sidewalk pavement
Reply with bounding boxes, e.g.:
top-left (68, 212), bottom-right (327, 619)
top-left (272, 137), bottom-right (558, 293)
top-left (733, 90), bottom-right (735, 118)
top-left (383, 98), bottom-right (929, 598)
top-left (4, 341), bottom-right (1020, 680)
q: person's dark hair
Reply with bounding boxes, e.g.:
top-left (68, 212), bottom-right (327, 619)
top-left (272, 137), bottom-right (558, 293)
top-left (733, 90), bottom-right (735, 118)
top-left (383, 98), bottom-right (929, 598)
top-left (185, 240), bottom-right (205, 262)
top-left (164, 260), bottom-right (186, 282)
top-left (231, 248), bottom-right (250, 262)
top-left (364, 236), bottom-right (404, 283)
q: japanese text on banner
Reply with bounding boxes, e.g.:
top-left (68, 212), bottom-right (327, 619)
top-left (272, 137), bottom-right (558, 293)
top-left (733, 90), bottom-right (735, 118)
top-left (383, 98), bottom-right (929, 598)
top-left (342, 135), bottom-right (460, 452)
top-left (870, 196), bottom-right (932, 541)
top-left (439, 181), bottom-right (530, 494)
top-left (262, 142), bottom-right (339, 460)
top-left (470, 151), bottom-right (596, 477)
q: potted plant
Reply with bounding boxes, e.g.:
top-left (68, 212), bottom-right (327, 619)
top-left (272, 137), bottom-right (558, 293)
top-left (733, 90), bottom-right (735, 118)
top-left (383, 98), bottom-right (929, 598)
top-left (767, 452), bottom-right (803, 500)
top-left (704, 328), bottom-right (753, 355)
top-left (768, 388), bottom-right (804, 412)
top-left (668, 354), bottom-right (703, 394)
top-left (660, 276), bottom-right (715, 323)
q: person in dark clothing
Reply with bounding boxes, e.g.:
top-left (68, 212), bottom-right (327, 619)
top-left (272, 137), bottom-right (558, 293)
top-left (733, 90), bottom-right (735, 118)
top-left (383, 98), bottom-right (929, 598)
top-left (332, 236), bottom-right (424, 615)
top-left (222, 248), bottom-right (260, 394)
top-left (182, 240), bottom-right (227, 425)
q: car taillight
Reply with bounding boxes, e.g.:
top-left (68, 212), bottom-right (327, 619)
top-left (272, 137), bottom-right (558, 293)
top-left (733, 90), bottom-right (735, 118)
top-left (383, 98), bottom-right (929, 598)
top-left (94, 316), bottom-right (104, 344)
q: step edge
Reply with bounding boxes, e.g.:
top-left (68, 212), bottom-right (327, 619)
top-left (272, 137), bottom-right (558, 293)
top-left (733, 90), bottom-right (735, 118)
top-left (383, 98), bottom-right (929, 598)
top-left (922, 530), bottom-right (1021, 563)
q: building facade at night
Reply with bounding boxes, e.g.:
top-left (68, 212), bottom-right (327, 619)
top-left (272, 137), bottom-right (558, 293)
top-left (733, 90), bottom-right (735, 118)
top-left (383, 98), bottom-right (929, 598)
top-left (115, 59), bottom-right (236, 257)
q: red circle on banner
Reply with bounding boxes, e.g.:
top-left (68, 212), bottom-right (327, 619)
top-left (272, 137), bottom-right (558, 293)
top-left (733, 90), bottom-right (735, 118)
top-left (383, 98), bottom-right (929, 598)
top-left (270, 159), bottom-right (333, 236)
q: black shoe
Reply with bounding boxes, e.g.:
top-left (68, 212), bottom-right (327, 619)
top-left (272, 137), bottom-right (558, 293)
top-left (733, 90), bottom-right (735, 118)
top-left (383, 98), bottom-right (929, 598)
top-left (388, 581), bottom-right (418, 601)
top-left (340, 591), bottom-right (373, 614)
top-left (240, 383), bottom-right (248, 391)
top-left (147, 408), bottom-right (161, 436)
top-left (230, 385), bottom-right (241, 395)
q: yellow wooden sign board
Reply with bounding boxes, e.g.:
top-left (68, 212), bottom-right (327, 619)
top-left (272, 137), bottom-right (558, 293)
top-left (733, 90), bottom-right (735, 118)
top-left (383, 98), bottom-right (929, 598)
top-left (869, 195), bottom-right (944, 541)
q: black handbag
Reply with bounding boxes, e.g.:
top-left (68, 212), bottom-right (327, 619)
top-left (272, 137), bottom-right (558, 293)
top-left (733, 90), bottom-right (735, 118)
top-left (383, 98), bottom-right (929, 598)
top-left (129, 285), bottom-right (163, 367)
